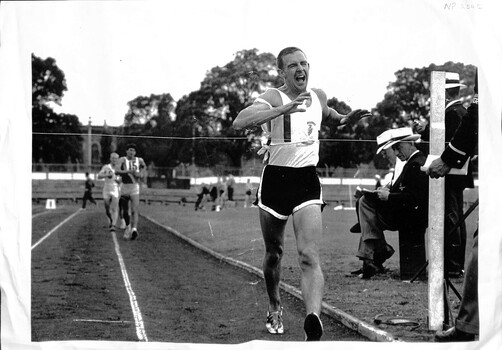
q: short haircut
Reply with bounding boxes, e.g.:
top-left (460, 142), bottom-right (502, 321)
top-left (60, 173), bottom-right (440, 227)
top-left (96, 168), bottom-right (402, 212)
top-left (126, 143), bottom-right (137, 151)
top-left (277, 47), bottom-right (306, 70)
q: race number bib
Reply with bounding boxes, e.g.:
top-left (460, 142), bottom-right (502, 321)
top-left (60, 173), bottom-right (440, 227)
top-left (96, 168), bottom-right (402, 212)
top-left (126, 159), bottom-right (139, 172)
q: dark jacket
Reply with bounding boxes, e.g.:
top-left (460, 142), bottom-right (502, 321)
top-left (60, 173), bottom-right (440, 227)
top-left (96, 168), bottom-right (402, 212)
top-left (85, 178), bottom-right (94, 193)
top-left (445, 100), bottom-right (474, 189)
top-left (386, 151), bottom-right (429, 229)
top-left (441, 97), bottom-right (478, 168)
top-left (421, 100), bottom-right (474, 189)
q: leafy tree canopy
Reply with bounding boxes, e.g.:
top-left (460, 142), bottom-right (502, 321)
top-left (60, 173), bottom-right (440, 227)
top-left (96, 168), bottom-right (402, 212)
top-left (124, 93), bottom-right (176, 127)
top-left (32, 54), bottom-right (82, 164)
top-left (375, 62), bottom-right (477, 128)
top-left (171, 49), bottom-right (282, 169)
top-left (32, 53), bottom-right (67, 107)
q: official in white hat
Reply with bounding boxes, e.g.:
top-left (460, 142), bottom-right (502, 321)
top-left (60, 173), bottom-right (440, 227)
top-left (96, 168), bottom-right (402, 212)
top-left (351, 127), bottom-right (429, 279)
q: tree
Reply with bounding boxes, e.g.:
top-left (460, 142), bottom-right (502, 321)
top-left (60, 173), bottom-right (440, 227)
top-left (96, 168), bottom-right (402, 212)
top-left (32, 105), bottom-right (82, 163)
top-left (173, 48), bottom-right (282, 169)
top-left (124, 93), bottom-right (176, 127)
top-left (375, 62), bottom-right (477, 128)
top-left (32, 54), bottom-right (82, 164)
top-left (32, 53), bottom-right (67, 107)
top-left (118, 93), bottom-right (177, 168)
top-left (369, 62), bottom-right (476, 169)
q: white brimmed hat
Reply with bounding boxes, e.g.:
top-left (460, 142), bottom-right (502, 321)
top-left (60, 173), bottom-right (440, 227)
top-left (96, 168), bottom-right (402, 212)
top-left (376, 127), bottom-right (421, 154)
top-left (445, 72), bottom-right (466, 89)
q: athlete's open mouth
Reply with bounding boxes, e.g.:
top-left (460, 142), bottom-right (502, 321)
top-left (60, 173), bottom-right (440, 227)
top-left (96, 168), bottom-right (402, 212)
top-left (295, 74), bottom-right (306, 82)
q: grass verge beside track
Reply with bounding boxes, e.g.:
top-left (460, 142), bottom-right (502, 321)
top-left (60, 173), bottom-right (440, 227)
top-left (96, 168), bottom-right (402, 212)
top-left (141, 202), bottom-right (477, 342)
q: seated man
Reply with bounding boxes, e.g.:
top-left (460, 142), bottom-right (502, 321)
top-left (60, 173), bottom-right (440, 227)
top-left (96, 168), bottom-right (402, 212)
top-left (195, 183), bottom-right (210, 211)
top-left (352, 127), bottom-right (429, 279)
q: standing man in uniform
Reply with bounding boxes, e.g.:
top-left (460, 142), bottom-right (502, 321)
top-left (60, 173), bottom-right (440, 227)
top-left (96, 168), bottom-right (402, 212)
top-left (416, 72), bottom-right (473, 275)
top-left (116, 144), bottom-right (146, 240)
top-left (233, 47), bottom-right (371, 341)
top-left (97, 152), bottom-right (121, 232)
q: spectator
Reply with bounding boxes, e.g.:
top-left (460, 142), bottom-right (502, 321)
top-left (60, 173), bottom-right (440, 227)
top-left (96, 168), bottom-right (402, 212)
top-left (216, 176), bottom-right (227, 210)
top-left (351, 128), bottom-right (429, 279)
top-left (244, 179), bottom-right (254, 208)
top-left (82, 172), bottom-right (96, 209)
top-left (226, 174), bottom-right (236, 202)
top-left (195, 183), bottom-right (210, 211)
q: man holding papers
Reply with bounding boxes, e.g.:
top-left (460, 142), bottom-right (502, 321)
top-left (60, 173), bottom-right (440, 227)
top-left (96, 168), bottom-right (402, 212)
top-left (352, 128), bottom-right (429, 279)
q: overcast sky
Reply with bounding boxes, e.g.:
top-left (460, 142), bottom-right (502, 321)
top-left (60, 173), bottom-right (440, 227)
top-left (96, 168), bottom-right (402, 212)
top-left (10, 0), bottom-right (490, 126)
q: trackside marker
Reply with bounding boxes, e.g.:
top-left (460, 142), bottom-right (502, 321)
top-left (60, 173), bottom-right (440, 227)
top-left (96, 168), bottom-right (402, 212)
top-left (31, 210), bottom-right (81, 250)
top-left (111, 231), bottom-right (148, 341)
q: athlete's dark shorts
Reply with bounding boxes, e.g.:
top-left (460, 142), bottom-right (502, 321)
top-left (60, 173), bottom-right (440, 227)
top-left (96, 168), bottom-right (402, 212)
top-left (255, 165), bottom-right (325, 220)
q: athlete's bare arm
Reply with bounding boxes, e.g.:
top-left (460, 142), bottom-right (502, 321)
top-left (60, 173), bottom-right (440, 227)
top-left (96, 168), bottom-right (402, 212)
top-left (136, 158), bottom-right (147, 180)
top-left (233, 89), bottom-right (310, 130)
top-left (313, 88), bottom-right (372, 126)
top-left (97, 165), bottom-right (111, 179)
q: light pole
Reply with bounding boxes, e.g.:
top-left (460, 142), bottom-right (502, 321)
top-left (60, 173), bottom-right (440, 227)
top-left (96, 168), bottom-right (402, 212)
top-left (191, 117), bottom-right (196, 180)
top-left (87, 117), bottom-right (92, 168)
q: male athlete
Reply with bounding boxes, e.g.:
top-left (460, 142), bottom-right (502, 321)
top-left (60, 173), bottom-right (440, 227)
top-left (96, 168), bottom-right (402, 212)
top-left (116, 144), bottom-right (146, 240)
top-left (97, 152), bottom-right (121, 232)
top-left (233, 47), bottom-right (371, 341)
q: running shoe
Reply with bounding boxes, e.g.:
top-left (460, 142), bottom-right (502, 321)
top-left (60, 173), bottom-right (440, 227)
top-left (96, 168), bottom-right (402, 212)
top-left (131, 228), bottom-right (138, 240)
top-left (304, 312), bottom-right (323, 341)
top-left (123, 225), bottom-right (131, 240)
top-left (266, 307), bottom-right (284, 334)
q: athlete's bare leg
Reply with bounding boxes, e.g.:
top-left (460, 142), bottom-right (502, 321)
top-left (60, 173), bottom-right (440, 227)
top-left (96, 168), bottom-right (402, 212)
top-left (104, 197), bottom-right (112, 225)
top-left (259, 209), bottom-right (287, 312)
top-left (292, 204), bottom-right (324, 316)
top-left (120, 196), bottom-right (130, 226)
top-left (130, 193), bottom-right (140, 230)
top-left (109, 195), bottom-right (119, 228)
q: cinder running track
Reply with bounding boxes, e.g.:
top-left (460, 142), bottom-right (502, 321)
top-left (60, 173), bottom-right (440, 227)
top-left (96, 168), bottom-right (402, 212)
top-left (31, 206), bottom-right (367, 343)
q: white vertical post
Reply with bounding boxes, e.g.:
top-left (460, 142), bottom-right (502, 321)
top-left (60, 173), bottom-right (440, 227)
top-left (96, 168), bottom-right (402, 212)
top-left (428, 71), bottom-right (446, 330)
top-left (87, 117), bottom-right (92, 167)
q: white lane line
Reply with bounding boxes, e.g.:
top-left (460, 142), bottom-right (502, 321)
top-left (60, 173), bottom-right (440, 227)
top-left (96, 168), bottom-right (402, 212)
top-left (111, 231), bottom-right (148, 341)
top-left (74, 319), bottom-right (133, 324)
top-left (32, 210), bottom-right (53, 219)
top-left (31, 209), bottom-right (81, 250)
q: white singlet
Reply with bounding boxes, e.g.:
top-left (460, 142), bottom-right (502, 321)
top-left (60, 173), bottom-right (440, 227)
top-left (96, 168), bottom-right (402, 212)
top-left (261, 88), bottom-right (322, 168)
top-left (99, 164), bottom-right (120, 198)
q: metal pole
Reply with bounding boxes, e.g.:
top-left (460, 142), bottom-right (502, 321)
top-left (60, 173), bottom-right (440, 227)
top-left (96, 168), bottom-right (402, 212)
top-left (428, 71), bottom-right (446, 330)
top-left (87, 117), bottom-right (92, 168)
top-left (192, 120), bottom-right (196, 182)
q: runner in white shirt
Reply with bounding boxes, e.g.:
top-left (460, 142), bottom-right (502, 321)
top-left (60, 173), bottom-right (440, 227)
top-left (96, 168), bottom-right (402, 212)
top-left (233, 47), bottom-right (371, 340)
top-left (97, 152), bottom-right (121, 232)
